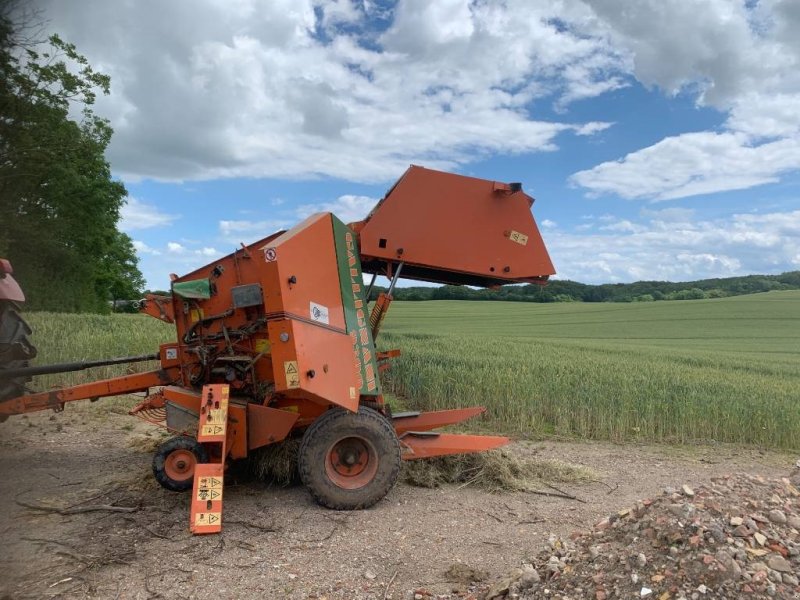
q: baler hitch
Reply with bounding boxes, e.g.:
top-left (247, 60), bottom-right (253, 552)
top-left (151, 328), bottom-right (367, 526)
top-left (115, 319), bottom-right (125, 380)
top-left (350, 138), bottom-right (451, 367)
top-left (0, 353), bottom-right (159, 379)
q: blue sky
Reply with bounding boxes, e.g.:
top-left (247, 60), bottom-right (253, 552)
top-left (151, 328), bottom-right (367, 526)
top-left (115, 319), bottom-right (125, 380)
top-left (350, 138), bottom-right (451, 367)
top-left (36, 0), bottom-right (800, 289)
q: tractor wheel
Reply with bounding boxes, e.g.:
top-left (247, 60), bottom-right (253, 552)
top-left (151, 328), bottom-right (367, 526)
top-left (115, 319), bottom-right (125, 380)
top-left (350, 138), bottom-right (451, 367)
top-left (0, 300), bottom-right (37, 404)
top-left (298, 407), bottom-right (401, 510)
top-left (153, 436), bottom-right (207, 492)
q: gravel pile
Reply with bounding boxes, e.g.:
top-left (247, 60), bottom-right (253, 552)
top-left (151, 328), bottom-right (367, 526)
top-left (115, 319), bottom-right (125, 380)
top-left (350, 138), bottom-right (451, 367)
top-left (486, 473), bottom-right (800, 600)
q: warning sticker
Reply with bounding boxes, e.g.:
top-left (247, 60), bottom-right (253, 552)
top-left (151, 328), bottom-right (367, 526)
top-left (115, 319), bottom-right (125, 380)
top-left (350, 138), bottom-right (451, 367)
top-left (264, 247), bottom-right (277, 262)
top-left (508, 230), bottom-right (529, 246)
top-left (310, 301), bottom-right (330, 325)
top-left (349, 387), bottom-right (357, 400)
top-left (196, 487), bottom-right (222, 502)
top-left (207, 408), bottom-right (227, 423)
top-left (200, 424), bottom-right (225, 436)
top-left (198, 476), bottom-right (223, 489)
top-left (284, 360), bottom-right (300, 389)
top-left (196, 488), bottom-right (222, 502)
top-left (254, 338), bottom-right (271, 353)
top-left (194, 512), bottom-right (221, 527)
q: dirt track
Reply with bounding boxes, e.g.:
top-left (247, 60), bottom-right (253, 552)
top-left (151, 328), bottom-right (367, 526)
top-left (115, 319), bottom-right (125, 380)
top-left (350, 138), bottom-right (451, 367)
top-left (0, 406), bottom-right (792, 599)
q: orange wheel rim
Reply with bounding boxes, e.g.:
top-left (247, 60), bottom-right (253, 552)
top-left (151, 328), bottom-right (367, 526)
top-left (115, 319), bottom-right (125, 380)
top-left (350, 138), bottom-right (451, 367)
top-left (325, 436), bottom-right (378, 490)
top-left (164, 449), bottom-right (196, 481)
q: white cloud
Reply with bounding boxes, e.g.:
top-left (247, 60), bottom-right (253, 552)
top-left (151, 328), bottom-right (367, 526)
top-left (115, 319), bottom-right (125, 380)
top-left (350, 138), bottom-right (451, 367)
top-left (131, 240), bottom-right (161, 255)
top-left (167, 242), bottom-right (186, 254)
top-left (218, 219), bottom-right (288, 244)
top-left (572, 132), bottom-right (800, 201)
top-left (296, 194), bottom-right (377, 224)
top-left (120, 198), bottom-right (179, 231)
top-left (549, 209), bottom-right (800, 283)
top-left (540, 219), bottom-right (557, 229)
top-left (36, 0), bottom-right (617, 183)
top-left (570, 0), bottom-right (800, 200)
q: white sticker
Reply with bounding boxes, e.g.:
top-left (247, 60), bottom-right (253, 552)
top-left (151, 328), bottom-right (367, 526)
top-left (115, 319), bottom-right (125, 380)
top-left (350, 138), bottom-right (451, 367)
top-left (310, 302), bottom-right (329, 325)
top-left (264, 247), bottom-right (277, 262)
top-left (165, 348), bottom-right (178, 360)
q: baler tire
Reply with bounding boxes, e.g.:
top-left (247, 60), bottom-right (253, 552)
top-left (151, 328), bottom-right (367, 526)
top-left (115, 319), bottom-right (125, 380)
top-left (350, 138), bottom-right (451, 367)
top-left (153, 436), bottom-right (207, 492)
top-left (0, 300), bottom-right (37, 404)
top-left (298, 407), bottom-right (401, 510)
top-left (360, 400), bottom-right (393, 420)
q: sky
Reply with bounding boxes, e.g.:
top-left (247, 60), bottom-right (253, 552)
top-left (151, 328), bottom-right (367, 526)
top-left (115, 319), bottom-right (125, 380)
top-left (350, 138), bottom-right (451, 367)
top-left (32, 0), bottom-right (800, 290)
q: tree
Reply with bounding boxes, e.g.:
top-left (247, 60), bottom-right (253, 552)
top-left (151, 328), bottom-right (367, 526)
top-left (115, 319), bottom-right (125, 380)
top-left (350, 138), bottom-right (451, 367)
top-left (0, 2), bottom-right (143, 312)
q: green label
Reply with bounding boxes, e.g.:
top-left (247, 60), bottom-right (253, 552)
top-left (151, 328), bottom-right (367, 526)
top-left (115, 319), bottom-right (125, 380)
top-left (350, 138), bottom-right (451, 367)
top-left (332, 216), bottom-right (380, 396)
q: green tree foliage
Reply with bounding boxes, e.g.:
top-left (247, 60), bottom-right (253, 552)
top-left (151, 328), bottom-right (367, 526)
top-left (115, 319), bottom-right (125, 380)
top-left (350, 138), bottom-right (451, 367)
top-left (379, 270), bottom-right (800, 304)
top-left (0, 3), bottom-right (143, 312)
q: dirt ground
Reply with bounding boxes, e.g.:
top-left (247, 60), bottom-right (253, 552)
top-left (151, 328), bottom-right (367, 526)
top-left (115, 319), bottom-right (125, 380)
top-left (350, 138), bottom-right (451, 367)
top-left (0, 405), bottom-right (793, 600)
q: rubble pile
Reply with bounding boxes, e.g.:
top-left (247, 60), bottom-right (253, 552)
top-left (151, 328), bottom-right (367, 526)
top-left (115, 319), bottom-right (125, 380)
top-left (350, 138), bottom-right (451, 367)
top-left (488, 473), bottom-right (800, 600)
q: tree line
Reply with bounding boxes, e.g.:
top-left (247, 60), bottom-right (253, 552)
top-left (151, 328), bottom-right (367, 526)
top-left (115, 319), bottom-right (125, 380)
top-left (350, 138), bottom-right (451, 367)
top-left (368, 271), bottom-right (800, 303)
top-left (0, 2), bottom-right (143, 313)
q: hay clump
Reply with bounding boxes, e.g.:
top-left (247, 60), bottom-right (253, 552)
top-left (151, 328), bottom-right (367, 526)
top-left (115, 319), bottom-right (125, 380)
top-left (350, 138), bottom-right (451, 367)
top-left (248, 441), bottom-right (593, 492)
top-left (401, 449), bottom-right (594, 492)
top-left (248, 437), bottom-right (302, 486)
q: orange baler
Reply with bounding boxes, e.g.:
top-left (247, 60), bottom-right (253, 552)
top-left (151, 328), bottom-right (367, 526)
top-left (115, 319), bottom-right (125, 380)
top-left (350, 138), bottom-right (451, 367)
top-left (0, 166), bottom-right (555, 534)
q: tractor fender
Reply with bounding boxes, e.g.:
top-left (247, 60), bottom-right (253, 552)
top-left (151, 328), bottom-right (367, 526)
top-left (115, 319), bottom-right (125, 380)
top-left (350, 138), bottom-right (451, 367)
top-left (0, 260), bottom-right (24, 302)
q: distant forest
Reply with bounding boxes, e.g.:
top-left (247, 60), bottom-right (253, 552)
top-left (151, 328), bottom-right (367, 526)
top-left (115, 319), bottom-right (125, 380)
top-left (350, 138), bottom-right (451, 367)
top-left (367, 271), bottom-right (800, 303)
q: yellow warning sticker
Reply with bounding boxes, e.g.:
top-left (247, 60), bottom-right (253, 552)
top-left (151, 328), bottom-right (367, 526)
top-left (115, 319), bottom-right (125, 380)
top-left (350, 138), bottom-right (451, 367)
top-left (189, 308), bottom-right (205, 323)
top-left (508, 230), bottom-right (529, 246)
top-left (207, 408), bottom-right (227, 423)
top-left (194, 512), bottom-right (221, 527)
top-left (284, 360), bottom-right (300, 389)
top-left (196, 487), bottom-right (223, 502)
top-left (255, 338), bottom-right (271, 353)
top-left (198, 476), bottom-right (223, 489)
top-left (200, 424), bottom-right (225, 436)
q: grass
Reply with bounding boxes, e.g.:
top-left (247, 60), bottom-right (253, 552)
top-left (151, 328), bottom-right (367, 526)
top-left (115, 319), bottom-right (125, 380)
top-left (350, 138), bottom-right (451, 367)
top-left (19, 290), bottom-right (800, 450)
top-left (379, 291), bottom-right (800, 450)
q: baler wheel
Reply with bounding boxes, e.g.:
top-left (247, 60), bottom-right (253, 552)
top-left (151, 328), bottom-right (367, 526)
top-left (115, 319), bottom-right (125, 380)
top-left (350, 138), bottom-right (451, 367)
top-left (0, 300), bottom-right (37, 404)
top-left (298, 407), bottom-right (401, 510)
top-left (153, 436), bottom-right (208, 492)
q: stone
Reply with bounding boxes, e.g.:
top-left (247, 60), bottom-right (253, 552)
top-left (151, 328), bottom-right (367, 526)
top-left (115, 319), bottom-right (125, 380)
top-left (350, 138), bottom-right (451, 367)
top-left (787, 515), bottom-right (800, 529)
top-left (768, 509), bottom-right (787, 525)
top-left (640, 587), bottom-right (653, 597)
top-left (730, 517), bottom-right (744, 526)
top-left (636, 553), bottom-right (647, 567)
top-left (364, 570), bottom-right (376, 580)
top-left (783, 574), bottom-right (799, 586)
top-left (767, 555), bottom-right (792, 573)
top-left (518, 565), bottom-right (540, 590)
top-left (682, 485), bottom-right (695, 497)
top-left (754, 532), bottom-right (767, 546)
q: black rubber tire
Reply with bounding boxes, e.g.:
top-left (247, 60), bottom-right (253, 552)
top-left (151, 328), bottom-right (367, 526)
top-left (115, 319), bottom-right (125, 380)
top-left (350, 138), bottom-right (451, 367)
top-left (152, 436), bottom-right (208, 492)
top-left (361, 400), bottom-right (393, 420)
top-left (0, 300), bottom-right (37, 403)
top-left (298, 407), bottom-right (401, 510)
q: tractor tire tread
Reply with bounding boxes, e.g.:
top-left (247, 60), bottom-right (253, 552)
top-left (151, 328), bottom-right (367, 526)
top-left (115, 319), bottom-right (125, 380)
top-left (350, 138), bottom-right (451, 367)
top-left (298, 406), bottom-right (400, 510)
top-left (0, 301), bottom-right (37, 403)
top-left (152, 436), bottom-right (207, 492)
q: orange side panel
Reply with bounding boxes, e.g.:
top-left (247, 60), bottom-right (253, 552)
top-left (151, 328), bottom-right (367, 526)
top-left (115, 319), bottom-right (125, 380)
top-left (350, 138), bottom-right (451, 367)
top-left (227, 404), bottom-right (248, 460)
top-left (354, 165), bottom-right (555, 286)
top-left (267, 318), bottom-right (359, 412)
top-left (399, 433), bottom-right (510, 460)
top-left (247, 404), bottom-right (300, 450)
top-left (392, 407), bottom-right (486, 434)
top-left (261, 213), bottom-right (347, 331)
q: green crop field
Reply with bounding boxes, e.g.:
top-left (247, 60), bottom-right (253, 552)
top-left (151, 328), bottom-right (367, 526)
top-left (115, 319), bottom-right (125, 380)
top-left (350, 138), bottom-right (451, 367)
top-left (378, 291), bottom-right (800, 449)
top-left (20, 290), bottom-right (800, 449)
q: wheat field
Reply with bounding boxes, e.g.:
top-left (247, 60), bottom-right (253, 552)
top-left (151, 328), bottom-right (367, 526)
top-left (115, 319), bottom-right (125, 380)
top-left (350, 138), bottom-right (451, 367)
top-left (20, 290), bottom-right (800, 449)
